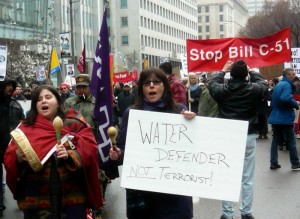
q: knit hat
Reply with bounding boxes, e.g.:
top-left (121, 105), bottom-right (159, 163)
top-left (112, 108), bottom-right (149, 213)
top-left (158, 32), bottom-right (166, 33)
top-left (230, 60), bottom-right (248, 79)
top-left (60, 82), bottom-right (70, 89)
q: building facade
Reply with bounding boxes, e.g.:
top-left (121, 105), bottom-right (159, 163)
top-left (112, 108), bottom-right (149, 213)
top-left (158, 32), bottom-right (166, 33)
top-left (0, 0), bottom-right (106, 85)
top-left (110, 0), bottom-right (198, 73)
top-left (247, 0), bottom-right (279, 17)
top-left (197, 0), bottom-right (248, 39)
top-left (247, 0), bottom-right (264, 16)
top-left (56, 0), bottom-right (105, 75)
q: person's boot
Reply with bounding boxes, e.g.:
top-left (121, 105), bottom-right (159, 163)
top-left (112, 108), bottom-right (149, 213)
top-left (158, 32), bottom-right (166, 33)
top-left (241, 214), bottom-right (255, 219)
top-left (270, 163), bottom-right (281, 169)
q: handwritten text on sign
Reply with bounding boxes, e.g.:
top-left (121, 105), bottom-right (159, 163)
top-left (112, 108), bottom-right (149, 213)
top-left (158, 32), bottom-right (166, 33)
top-left (121, 110), bottom-right (248, 202)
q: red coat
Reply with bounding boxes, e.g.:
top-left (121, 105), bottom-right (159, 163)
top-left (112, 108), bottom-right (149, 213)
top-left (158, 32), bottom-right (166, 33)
top-left (4, 111), bottom-right (103, 210)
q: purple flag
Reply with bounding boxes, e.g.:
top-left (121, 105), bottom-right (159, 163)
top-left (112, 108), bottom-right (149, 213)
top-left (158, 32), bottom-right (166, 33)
top-left (90, 8), bottom-right (113, 163)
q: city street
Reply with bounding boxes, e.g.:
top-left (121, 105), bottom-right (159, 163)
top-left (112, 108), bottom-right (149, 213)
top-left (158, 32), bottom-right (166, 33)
top-left (2, 133), bottom-right (300, 219)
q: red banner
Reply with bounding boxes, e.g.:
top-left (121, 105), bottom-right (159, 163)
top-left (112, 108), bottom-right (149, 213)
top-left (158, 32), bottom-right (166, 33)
top-left (113, 69), bottom-right (138, 83)
top-left (187, 28), bottom-right (292, 72)
top-left (77, 43), bottom-right (86, 73)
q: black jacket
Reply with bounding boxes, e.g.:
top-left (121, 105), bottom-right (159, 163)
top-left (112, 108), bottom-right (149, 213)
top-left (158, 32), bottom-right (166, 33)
top-left (187, 86), bottom-right (202, 114)
top-left (0, 77), bottom-right (24, 160)
top-left (208, 71), bottom-right (267, 134)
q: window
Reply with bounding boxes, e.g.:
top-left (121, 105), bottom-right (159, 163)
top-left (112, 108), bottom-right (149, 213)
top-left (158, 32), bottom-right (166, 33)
top-left (198, 16), bottom-right (201, 23)
top-left (220, 25), bottom-right (224, 31)
top-left (205, 6), bottom-right (209, 13)
top-left (121, 0), bottom-right (127, 8)
top-left (198, 26), bottom-right (202, 33)
top-left (197, 6), bottom-right (201, 13)
top-left (121, 17), bottom-right (128, 27)
top-left (219, 5), bottom-right (223, 12)
top-left (206, 25), bottom-right (209, 32)
top-left (220, 15), bottom-right (223, 22)
top-left (122, 35), bottom-right (129, 45)
top-left (205, 16), bottom-right (209, 23)
top-left (141, 35), bottom-right (144, 46)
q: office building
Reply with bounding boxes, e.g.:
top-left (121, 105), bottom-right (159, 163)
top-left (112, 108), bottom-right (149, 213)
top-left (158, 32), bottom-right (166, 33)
top-left (110, 0), bottom-right (198, 72)
top-left (247, 0), bottom-right (264, 16)
top-left (0, 0), bottom-right (105, 84)
top-left (197, 0), bottom-right (248, 39)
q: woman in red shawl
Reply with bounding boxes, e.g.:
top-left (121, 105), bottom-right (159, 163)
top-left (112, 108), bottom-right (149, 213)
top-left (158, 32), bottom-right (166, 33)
top-left (4, 85), bottom-right (103, 219)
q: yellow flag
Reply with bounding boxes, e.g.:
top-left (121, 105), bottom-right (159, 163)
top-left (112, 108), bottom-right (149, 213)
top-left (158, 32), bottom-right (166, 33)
top-left (50, 47), bottom-right (61, 75)
top-left (143, 58), bottom-right (148, 69)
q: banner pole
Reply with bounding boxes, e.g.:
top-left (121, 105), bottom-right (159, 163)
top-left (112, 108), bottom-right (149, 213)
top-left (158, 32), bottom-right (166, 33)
top-left (187, 75), bottom-right (191, 111)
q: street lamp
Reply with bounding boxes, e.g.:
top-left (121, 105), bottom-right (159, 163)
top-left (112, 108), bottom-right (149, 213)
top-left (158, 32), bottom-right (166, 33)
top-left (69, 0), bottom-right (81, 72)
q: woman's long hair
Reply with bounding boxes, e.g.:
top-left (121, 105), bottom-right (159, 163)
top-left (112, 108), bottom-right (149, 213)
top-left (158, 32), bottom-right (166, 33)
top-left (24, 85), bottom-right (66, 125)
top-left (134, 67), bottom-right (179, 112)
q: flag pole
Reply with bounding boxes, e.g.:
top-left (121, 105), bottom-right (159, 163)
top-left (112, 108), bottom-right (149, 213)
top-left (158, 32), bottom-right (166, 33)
top-left (83, 33), bottom-right (86, 74)
top-left (47, 46), bottom-right (53, 79)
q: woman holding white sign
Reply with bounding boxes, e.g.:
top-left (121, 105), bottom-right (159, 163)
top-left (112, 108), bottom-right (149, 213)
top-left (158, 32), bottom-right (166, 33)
top-left (109, 67), bottom-right (196, 219)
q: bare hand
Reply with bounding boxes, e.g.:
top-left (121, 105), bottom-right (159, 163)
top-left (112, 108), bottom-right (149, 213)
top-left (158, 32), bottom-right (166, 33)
top-left (222, 61), bottom-right (233, 72)
top-left (109, 147), bottom-right (121, 160)
top-left (56, 144), bottom-right (69, 160)
top-left (181, 110), bottom-right (196, 120)
top-left (16, 148), bottom-right (27, 163)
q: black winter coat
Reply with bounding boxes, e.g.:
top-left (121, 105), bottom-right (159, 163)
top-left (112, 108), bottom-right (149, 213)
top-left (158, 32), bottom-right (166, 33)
top-left (0, 77), bottom-right (24, 161)
top-left (208, 71), bottom-right (268, 134)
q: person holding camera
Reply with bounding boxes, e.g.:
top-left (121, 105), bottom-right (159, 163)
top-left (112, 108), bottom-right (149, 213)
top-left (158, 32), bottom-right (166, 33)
top-left (209, 60), bottom-right (268, 219)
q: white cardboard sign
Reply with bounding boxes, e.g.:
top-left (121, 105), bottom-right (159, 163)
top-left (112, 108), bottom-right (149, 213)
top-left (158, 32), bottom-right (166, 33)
top-left (121, 110), bottom-right (248, 202)
top-left (0, 45), bottom-right (7, 81)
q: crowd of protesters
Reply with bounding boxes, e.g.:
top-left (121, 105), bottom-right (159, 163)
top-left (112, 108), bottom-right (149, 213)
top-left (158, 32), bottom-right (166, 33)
top-left (2, 61), bottom-right (300, 219)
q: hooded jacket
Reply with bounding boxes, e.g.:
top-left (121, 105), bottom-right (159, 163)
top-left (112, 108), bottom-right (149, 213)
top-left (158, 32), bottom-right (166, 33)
top-left (0, 77), bottom-right (24, 158)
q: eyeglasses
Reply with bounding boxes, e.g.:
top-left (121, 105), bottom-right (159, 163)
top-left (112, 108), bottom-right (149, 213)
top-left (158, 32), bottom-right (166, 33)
top-left (143, 79), bottom-right (162, 86)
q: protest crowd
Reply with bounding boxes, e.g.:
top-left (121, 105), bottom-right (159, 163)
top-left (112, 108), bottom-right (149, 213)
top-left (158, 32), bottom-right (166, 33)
top-left (0, 4), bottom-right (298, 218)
top-left (1, 55), bottom-right (300, 219)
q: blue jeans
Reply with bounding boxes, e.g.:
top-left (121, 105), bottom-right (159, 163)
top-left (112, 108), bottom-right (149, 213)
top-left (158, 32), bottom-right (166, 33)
top-left (270, 124), bottom-right (300, 165)
top-left (222, 134), bottom-right (256, 218)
